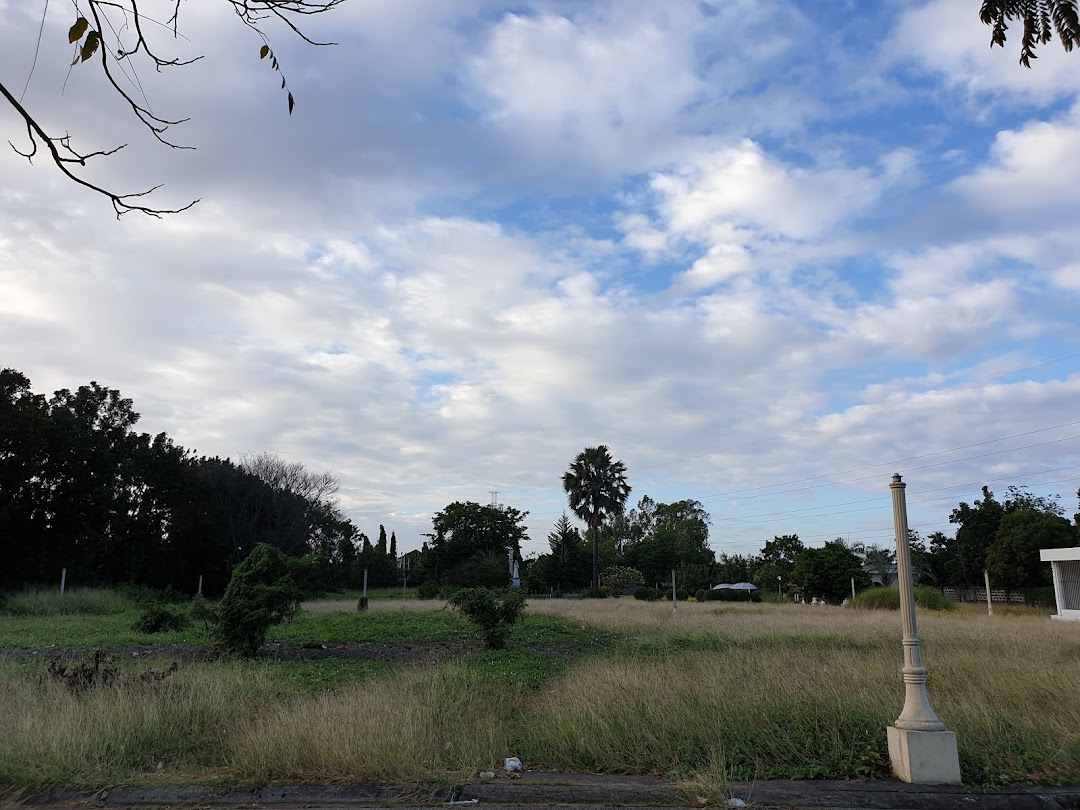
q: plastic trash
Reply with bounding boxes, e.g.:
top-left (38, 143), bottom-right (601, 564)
top-left (503, 756), bottom-right (522, 772)
top-left (726, 799), bottom-right (747, 807)
top-left (478, 771), bottom-right (495, 779)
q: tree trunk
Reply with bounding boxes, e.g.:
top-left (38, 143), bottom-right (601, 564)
top-left (591, 516), bottom-right (600, 596)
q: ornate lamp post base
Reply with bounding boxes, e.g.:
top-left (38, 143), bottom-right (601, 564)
top-left (887, 727), bottom-right (961, 784)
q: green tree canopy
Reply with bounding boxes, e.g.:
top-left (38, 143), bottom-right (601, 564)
top-left (429, 501), bottom-right (528, 587)
top-left (753, 534), bottom-right (804, 591)
top-left (985, 509), bottom-right (1076, 590)
top-left (792, 540), bottom-right (871, 604)
top-left (621, 498), bottom-right (713, 585)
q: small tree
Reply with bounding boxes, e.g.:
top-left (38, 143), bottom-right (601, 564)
top-left (448, 587), bottom-right (525, 650)
top-left (216, 543), bottom-right (302, 657)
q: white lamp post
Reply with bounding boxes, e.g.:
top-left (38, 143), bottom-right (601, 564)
top-left (886, 474), bottom-right (961, 784)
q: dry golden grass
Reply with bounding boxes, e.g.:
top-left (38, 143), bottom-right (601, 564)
top-left (521, 600), bottom-right (1080, 782)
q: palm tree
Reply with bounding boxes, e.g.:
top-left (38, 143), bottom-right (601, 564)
top-left (562, 446), bottom-right (632, 595)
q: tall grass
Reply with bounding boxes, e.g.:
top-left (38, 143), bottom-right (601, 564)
top-left (2, 588), bottom-right (133, 617)
top-left (849, 586), bottom-right (955, 611)
top-left (0, 599), bottom-right (1077, 787)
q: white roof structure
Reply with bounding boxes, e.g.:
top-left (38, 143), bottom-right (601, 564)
top-left (1040, 546), bottom-right (1080, 621)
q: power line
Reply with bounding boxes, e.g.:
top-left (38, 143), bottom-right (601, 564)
top-left (689, 419), bottom-right (1080, 503)
top-left (695, 433), bottom-right (1080, 505)
top-left (707, 467), bottom-right (1080, 526)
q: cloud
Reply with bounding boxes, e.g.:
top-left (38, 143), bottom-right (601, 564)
top-left (3, 1), bottom-right (1080, 560)
top-left (886, 0), bottom-right (1080, 105)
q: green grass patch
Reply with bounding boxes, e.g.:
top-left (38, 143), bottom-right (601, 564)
top-left (269, 607), bottom-right (473, 643)
top-left (452, 649), bottom-right (567, 691)
top-left (255, 658), bottom-right (392, 693)
top-left (0, 612), bottom-right (206, 648)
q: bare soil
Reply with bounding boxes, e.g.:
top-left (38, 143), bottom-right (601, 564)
top-left (0, 639), bottom-right (484, 664)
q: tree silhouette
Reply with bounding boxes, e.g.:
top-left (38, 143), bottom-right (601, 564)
top-left (562, 446), bottom-right (632, 596)
top-left (2, 1), bottom-right (343, 216)
top-left (981, 0), bottom-right (1080, 66)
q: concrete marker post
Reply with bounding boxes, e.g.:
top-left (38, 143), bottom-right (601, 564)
top-left (983, 570), bottom-right (993, 616)
top-left (671, 569), bottom-right (677, 613)
top-left (60, 568), bottom-right (66, 595)
top-left (886, 473), bottom-right (961, 784)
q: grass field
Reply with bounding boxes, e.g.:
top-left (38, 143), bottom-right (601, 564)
top-left (0, 591), bottom-right (1077, 790)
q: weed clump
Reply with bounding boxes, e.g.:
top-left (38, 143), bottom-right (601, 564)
top-left (133, 603), bottom-right (191, 634)
top-left (45, 650), bottom-right (177, 694)
top-left (448, 587), bottom-right (525, 650)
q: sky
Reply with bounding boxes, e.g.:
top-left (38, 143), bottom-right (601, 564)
top-left (2, 0), bottom-right (1079, 559)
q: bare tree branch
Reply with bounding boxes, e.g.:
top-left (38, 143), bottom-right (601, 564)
top-left (3, 0), bottom-right (343, 217)
top-left (1, 77), bottom-right (198, 218)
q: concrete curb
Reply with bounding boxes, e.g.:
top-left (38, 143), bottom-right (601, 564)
top-left (7, 776), bottom-right (1080, 809)
top-left (729, 780), bottom-right (1080, 809)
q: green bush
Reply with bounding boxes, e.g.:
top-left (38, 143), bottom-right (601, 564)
top-left (633, 586), bottom-right (662, 601)
top-left (695, 589), bottom-right (706, 602)
top-left (133, 603), bottom-right (191, 634)
top-left (1022, 586), bottom-right (1056, 608)
top-left (850, 586), bottom-right (955, 612)
top-left (675, 589), bottom-right (689, 602)
top-left (447, 587), bottom-right (525, 650)
top-left (702, 589), bottom-right (725, 601)
top-left (215, 544), bottom-right (303, 657)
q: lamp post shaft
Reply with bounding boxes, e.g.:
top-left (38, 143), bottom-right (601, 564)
top-left (890, 473), bottom-right (945, 732)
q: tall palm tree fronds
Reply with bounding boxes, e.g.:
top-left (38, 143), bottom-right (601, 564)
top-left (562, 446), bottom-right (631, 595)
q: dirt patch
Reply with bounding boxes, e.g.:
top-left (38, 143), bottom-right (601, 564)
top-left (1, 640), bottom-right (570, 664)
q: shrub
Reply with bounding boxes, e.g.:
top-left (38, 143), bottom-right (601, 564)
top-left (702, 589), bottom-right (724, 602)
top-left (133, 603), bottom-right (191, 634)
top-left (695, 589), bottom-right (706, 603)
top-left (600, 566), bottom-right (644, 594)
top-left (447, 587), bottom-right (525, 650)
top-left (633, 586), bottom-right (662, 601)
top-left (189, 594), bottom-right (217, 636)
top-left (850, 586), bottom-right (955, 612)
top-left (676, 589), bottom-right (689, 602)
top-left (416, 581), bottom-right (441, 599)
top-left (215, 544), bottom-right (303, 657)
top-left (1022, 586), bottom-right (1056, 608)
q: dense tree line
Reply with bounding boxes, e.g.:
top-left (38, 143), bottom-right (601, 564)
top-left (0, 369), bottom-right (399, 595)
